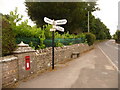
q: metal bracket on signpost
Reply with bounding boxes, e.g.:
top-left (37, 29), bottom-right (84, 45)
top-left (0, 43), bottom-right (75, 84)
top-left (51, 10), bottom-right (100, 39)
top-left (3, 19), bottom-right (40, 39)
top-left (44, 17), bottom-right (67, 69)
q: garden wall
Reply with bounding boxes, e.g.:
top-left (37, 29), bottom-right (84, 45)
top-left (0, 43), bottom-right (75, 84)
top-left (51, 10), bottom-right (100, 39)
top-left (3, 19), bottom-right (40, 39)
top-left (1, 42), bottom-right (94, 88)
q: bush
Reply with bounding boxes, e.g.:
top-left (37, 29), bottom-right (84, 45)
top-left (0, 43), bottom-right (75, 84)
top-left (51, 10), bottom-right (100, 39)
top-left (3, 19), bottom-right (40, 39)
top-left (75, 33), bottom-right (86, 39)
top-left (114, 30), bottom-right (120, 44)
top-left (16, 37), bottom-right (40, 49)
top-left (85, 33), bottom-right (96, 46)
top-left (55, 40), bottom-right (64, 47)
top-left (43, 25), bottom-right (52, 39)
top-left (97, 32), bottom-right (107, 40)
top-left (2, 16), bottom-right (17, 56)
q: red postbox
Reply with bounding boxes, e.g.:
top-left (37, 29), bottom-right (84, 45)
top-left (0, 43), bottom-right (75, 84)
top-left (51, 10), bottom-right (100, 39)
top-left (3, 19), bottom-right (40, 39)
top-left (25, 56), bottom-right (30, 70)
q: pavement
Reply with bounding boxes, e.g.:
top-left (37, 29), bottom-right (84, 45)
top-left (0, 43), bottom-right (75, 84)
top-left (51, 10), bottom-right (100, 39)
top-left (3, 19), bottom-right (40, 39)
top-left (18, 40), bottom-right (118, 88)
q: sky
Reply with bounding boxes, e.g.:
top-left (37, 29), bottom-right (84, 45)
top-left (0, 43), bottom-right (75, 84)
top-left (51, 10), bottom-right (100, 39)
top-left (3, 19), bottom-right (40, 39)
top-left (93, 0), bottom-right (120, 35)
top-left (0, 0), bottom-right (119, 35)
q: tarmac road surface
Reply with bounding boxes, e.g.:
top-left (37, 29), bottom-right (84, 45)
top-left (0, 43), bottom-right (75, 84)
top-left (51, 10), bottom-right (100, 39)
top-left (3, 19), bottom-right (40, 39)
top-left (98, 40), bottom-right (119, 69)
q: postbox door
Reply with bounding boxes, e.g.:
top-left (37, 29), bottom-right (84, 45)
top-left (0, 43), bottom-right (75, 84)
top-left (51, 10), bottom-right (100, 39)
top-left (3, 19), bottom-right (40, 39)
top-left (25, 56), bottom-right (30, 70)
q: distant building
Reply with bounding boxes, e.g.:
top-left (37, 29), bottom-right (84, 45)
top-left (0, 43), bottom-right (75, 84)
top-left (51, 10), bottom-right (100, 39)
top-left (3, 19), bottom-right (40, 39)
top-left (118, 1), bottom-right (120, 30)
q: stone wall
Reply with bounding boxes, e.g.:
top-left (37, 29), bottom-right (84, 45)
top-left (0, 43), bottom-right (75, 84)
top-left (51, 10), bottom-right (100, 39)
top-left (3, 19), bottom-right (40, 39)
top-left (1, 56), bottom-right (18, 87)
top-left (1, 43), bottom-right (94, 88)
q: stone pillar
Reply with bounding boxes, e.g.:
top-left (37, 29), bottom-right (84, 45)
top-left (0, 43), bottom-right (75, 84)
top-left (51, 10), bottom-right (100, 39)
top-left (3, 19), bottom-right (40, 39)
top-left (13, 41), bottom-right (36, 80)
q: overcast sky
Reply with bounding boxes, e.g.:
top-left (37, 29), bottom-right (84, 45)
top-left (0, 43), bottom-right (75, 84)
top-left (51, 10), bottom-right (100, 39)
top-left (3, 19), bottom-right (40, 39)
top-left (0, 0), bottom-right (119, 35)
top-left (93, 0), bottom-right (120, 35)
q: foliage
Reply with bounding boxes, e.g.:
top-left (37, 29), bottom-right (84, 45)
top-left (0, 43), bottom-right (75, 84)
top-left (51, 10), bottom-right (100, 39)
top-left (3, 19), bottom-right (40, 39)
top-left (88, 17), bottom-right (111, 40)
top-left (55, 32), bottom-right (86, 39)
top-left (15, 22), bottom-right (46, 49)
top-left (55, 32), bottom-right (75, 39)
top-left (2, 15), bottom-right (17, 56)
top-left (113, 30), bottom-right (120, 43)
top-left (44, 37), bottom-right (85, 47)
top-left (29, 42), bottom-right (36, 49)
top-left (6, 7), bottom-right (44, 38)
top-left (43, 24), bottom-right (52, 39)
top-left (6, 8), bottom-right (46, 49)
top-left (16, 37), bottom-right (40, 49)
top-left (68, 42), bottom-right (73, 45)
top-left (38, 30), bottom-right (46, 49)
top-left (5, 7), bottom-right (23, 32)
top-left (16, 22), bottom-right (42, 38)
top-left (25, 2), bottom-right (99, 33)
top-left (5, 7), bottom-right (99, 50)
top-left (55, 40), bottom-right (64, 47)
top-left (25, 2), bottom-right (111, 40)
top-left (85, 33), bottom-right (96, 46)
top-left (75, 33), bottom-right (86, 38)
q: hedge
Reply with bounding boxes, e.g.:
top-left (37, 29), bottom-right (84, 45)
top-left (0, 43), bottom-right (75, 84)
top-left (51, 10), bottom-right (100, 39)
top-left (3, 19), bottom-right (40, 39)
top-left (2, 16), bottom-right (17, 56)
top-left (85, 33), bottom-right (96, 46)
top-left (16, 37), bottom-right (85, 49)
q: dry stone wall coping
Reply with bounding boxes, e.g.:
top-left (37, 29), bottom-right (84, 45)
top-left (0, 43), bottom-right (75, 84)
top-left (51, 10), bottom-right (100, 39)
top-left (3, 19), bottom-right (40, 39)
top-left (0, 55), bottom-right (18, 63)
top-left (37, 44), bottom-right (84, 54)
top-left (13, 41), bottom-right (35, 54)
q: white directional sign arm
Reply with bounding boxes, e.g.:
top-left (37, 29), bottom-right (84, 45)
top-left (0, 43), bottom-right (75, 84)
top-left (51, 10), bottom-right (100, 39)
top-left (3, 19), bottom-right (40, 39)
top-left (54, 26), bottom-right (64, 32)
top-left (44, 17), bottom-right (54, 25)
top-left (44, 17), bottom-right (67, 32)
top-left (55, 19), bottom-right (67, 25)
top-left (50, 28), bottom-right (56, 32)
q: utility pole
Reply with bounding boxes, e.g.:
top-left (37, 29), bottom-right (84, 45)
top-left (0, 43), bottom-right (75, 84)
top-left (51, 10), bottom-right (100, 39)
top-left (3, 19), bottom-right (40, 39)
top-left (88, 11), bottom-right (90, 33)
top-left (87, 3), bottom-right (90, 33)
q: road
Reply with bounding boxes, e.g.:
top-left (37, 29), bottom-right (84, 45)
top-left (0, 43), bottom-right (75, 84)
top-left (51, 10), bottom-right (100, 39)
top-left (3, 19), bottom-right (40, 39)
top-left (98, 40), bottom-right (119, 69)
top-left (72, 40), bottom-right (118, 88)
top-left (18, 40), bottom-right (118, 88)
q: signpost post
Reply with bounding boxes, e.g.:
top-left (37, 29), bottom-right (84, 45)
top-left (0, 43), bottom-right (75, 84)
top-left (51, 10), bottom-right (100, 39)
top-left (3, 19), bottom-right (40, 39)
top-left (44, 17), bottom-right (67, 69)
top-left (52, 31), bottom-right (54, 69)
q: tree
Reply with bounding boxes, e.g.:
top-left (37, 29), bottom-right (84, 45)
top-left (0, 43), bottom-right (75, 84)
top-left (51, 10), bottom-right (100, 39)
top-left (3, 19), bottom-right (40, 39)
top-left (89, 17), bottom-right (111, 40)
top-left (113, 30), bottom-right (120, 43)
top-left (25, 1), bottom-right (111, 40)
top-left (25, 2), bottom-right (99, 33)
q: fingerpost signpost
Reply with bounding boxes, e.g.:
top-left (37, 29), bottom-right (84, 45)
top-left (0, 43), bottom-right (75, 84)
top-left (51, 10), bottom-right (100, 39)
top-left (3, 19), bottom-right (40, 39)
top-left (44, 17), bottom-right (67, 69)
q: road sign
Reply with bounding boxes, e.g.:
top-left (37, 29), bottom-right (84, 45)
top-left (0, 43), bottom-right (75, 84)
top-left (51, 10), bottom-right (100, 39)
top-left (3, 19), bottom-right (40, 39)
top-left (44, 17), bottom-right (67, 70)
top-left (44, 17), bottom-right (67, 25)
top-left (44, 17), bottom-right (54, 25)
top-left (53, 25), bottom-right (64, 32)
top-left (55, 19), bottom-right (67, 25)
top-left (50, 28), bottom-right (56, 32)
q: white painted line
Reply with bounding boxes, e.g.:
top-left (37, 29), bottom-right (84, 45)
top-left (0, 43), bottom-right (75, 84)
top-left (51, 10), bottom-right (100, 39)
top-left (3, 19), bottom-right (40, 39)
top-left (115, 61), bottom-right (118, 64)
top-left (98, 45), bottom-right (118, 71)
top-left (105, 41), bottom-right (118, 50)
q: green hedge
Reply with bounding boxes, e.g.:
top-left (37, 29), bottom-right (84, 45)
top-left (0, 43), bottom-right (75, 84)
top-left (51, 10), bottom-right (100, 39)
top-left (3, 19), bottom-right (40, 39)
top-left (2, 16), bottom-right (17, 56)
top-left (44, 38), bottom-right (85, 47)
top-left (16, 37), bottom-right (85, 49)
top-left (16, 37), bottom-right (40, 49)
top-left (85, 33), bottom-right (96, 46)
top-left (114, 30), bottom-right (120, 44)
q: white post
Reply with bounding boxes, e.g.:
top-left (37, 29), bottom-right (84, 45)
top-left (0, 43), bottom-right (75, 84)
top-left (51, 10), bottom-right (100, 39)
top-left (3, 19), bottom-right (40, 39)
top-left (88, 11), bottom-right (90, 33)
